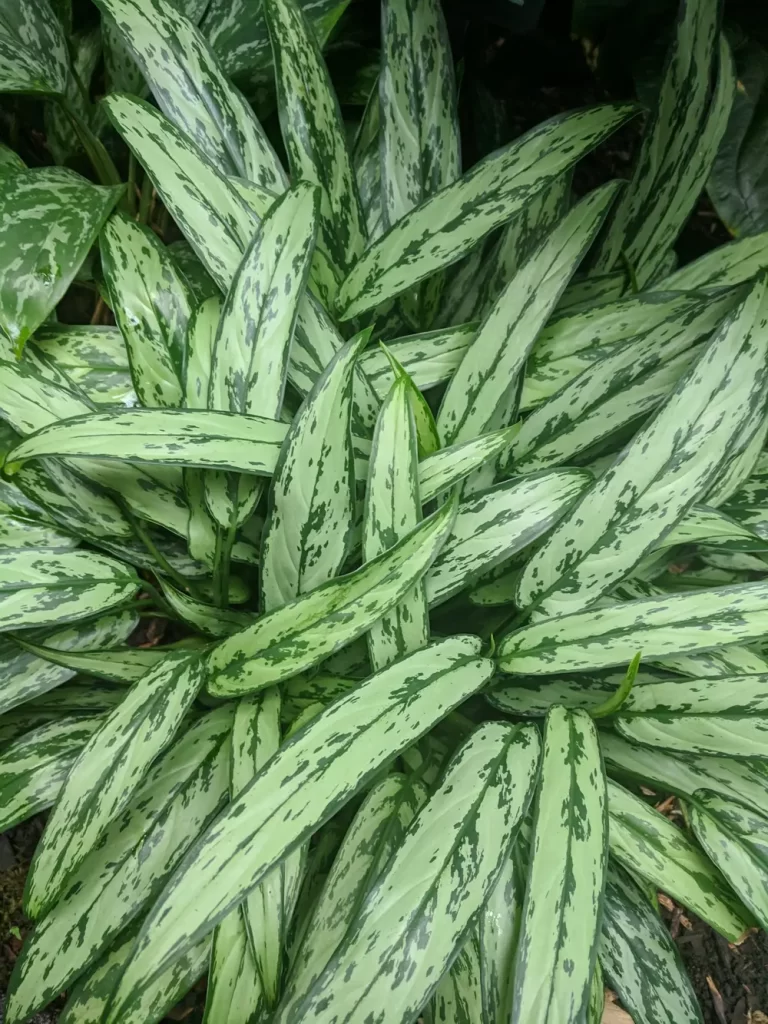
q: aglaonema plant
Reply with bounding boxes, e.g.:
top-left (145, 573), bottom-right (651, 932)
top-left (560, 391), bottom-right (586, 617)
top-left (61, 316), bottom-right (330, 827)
top-left (0, 0), bottom-right (767, 1021)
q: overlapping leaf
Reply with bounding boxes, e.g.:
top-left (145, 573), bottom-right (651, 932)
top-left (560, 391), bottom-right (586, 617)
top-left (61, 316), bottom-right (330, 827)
top-left (337, 103), bottom-right (637, 319)
top-left (103, 637), bottom-right (495, 1019)
top-left (516, 276), bottom-right (768, 616)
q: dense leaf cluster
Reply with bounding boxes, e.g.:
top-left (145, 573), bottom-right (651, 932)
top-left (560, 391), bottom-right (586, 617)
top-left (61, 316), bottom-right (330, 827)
top-left (1, 0), bottom-right (768, 1022)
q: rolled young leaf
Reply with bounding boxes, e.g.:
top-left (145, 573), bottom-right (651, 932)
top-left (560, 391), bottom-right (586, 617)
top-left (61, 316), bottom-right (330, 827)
top-left (336, 103), bottom-right (638, 319)
top-left (102, 637), bottom-right (495, 1020)
top-left (209, 494), bottom-right (456, 695)
top-left (511, 707), bottom-right (607, 1024)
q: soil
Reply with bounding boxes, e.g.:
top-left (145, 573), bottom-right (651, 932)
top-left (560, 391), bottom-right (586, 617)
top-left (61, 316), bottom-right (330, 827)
top-left (673, 916), bottom-right (768, 1024)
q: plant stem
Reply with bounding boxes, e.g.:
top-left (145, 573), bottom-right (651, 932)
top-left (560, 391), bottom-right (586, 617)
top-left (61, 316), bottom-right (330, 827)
top-left (58, 97), bottom-right (124, 193)
top-left (126, 152), bottom-right (138, 216)
top-left (213, 514), bottom-right (238, 609)
top-left (138, 173), bottom-right (154, 224)
top-left (127, 509), bottom-right (206, 601)
top-left (591, 652), bottom-right (642, 719)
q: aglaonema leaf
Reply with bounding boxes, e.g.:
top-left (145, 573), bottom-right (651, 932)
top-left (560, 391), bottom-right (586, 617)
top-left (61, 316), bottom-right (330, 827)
top-left (210, 493), bottom-right (456, 695)
top-left (95, 0), bottom-right (286, 188)
top-left (278, 722), bottom-right (540, 1024)
top-left (511, 707), bottom-right (607, 1024)
top-left (363, 376), bottom-right (428, 671)
top-left (336, 103), bottom-right (638, 319)
top-left (102, 637), bottom-right (495, 1021)
top-left (0, 168), bottom-right (122, 354)
top-left (24, 652), bottom-right (206, 919)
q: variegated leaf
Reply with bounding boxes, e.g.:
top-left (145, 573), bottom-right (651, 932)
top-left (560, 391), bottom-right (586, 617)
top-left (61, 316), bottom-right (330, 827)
top-left (418, 427), bottom-right (519, 504)
top-left (598, 864), bottom-right (703, 1024)
top-left (512, 707), bottom-right (606, 1024)
top-left (61, 927), bottom-right (211, 1024)
top-left (521, 286), bottom-right (735, 413)
top-left (280, 773), bottom-right (426, 1020)
top-left (336, 103), bottom-right (637, 319)
top-left (0, 0), bottom-right (69, 94)
top-left (437, 184), bottom-right (618, 453)
top-left (103, 94), bottom-right (258, 293)
top-left (33, 325), bottom-right (134, 406)
top-left (0, 608), bottom-right (137, 714)
top-left (0, 549), bottom-right (138, 633)
top-left (426, 470), bottom-right (589, 607)
top-left (593, 0), bottom-right (725, 282)
top-left (260, 332), bottom-right (367, 611)
top-left (499, 581), bottom-right (768, 675)
top-left (0, 716), bottom-right (102, 832)
top-left (616, 712), bottom-right (768, 760)
top-left (690, 792), bottom-right (768, 931)
top-left (279, 722), bottom-right (540, 1024)
top-left (0, 168), bottom-right (122, 353)
top-left (96, 0), bottom-right (285, 187)
top-left (231, 690), bottom-right (300, 1007)
top-left (203, 908), bottom-right (264, 1024)
top-left (205, 180), bottom-right (319, 529)
top-left (361, 323), bottom-right (476, 400)
top-left (433, 936), bottom-right (483, 1024)
top-left (379, 0), bottom-right (459, 230)
top-left (25, 652), bottom-right (206, 919)
top-left (602, 732), bottom-right (768, 819)
top-left (7, 708), bottom-right (232, 1023)
top-left (5, 407), bottom-right (288, 475)
top-left (101, 212), bottom-right (192, 409)
top-left (209, 495), bottom-right (456, 695)
top-left (363, 377), bottom-right (428, 671)
top-left (478, 844), bottom-right (526, 1024)
top-left (202, 0), bottom-right (345, 79)
top-left (516, 275), bottom-right (768, 616)
top-left (103, 637), bottom-right (495, 1019)
top-left (264, 0), bottom-right (365, 306)
top-left (607, 779), bottom-right (749, 941)
top-left (509, 295), bottom-right (735, 472)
